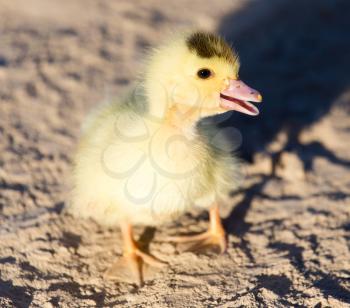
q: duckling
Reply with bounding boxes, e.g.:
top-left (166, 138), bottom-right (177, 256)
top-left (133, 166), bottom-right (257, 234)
top-left (68, 31), bottom-right (262, 285)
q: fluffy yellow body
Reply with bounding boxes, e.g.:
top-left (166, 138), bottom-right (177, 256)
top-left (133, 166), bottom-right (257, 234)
top-left (69, 99), bottom-right (239, 226)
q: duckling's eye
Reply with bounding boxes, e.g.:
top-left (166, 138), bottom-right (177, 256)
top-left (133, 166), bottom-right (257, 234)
top-left (197, 68), bottom-right (212, 79)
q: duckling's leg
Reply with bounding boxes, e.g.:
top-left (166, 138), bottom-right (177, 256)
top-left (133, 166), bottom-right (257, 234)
top-left (104, 222), bottom-right (166, 285)
top-left (167, 204), bottom-right (227, 253)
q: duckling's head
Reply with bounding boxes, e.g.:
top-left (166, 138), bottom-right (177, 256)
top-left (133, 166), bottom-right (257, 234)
top-left (144, 31), bottom-right (262, 122)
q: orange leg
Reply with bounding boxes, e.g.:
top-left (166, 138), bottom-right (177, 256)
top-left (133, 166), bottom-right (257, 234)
top-left (105, 222), bottom-right (166, 285)
top-left (167, 204), bottom-right (227, 253)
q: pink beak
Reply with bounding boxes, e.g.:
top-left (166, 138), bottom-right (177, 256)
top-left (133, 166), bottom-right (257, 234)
top-left (220, 79), bottom-right (262, 116)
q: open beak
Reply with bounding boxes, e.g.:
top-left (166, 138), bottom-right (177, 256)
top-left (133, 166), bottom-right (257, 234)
top-left (220, 79), bottom-right (262, 116)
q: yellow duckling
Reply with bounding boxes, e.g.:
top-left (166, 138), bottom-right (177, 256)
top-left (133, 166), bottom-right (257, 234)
top-left (69, 31), bottom-right (262, 284)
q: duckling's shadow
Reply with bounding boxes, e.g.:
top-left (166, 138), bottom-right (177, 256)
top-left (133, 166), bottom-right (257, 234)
top-left (214, 0), bottom-right (350, 302)
top-left (213, 0), bottom-right (350, 234)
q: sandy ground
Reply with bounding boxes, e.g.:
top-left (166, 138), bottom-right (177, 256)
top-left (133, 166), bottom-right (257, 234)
top-left (0, 0), bottom-right (350, 307)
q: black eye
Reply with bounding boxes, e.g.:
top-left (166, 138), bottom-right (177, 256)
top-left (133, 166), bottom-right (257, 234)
top-left (197, 68), bottom-right (212, 79)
